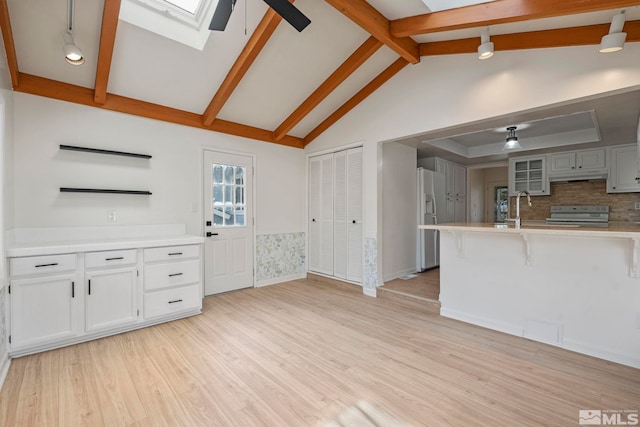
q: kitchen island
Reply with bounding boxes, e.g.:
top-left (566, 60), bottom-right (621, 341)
top-left (420, 222), bottom-right (640, 369)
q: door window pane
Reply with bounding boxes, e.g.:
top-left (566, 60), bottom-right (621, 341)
top-left (211, 163), bottom-right (247, 227)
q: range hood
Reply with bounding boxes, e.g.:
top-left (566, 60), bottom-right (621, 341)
top-left (548, 171), bottom-right (608, 182)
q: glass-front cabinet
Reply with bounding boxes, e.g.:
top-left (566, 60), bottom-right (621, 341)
top-left (508, 155), bottom-right (550, 196)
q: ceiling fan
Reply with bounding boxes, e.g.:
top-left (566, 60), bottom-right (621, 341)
top-left (209, 0), bottom-right (311, 32)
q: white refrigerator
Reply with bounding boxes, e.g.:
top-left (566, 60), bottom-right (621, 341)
top-left (417, 168), bottom-right (447, 271)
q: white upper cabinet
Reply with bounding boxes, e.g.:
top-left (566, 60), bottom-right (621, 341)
top-left (607, 144), bottom-right (640, 193)
top-left (509, 155), bottom-right (549, 196)
top-left (550, 148), bottom-right (605, 174)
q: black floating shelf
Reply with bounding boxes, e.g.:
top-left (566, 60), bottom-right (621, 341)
top-left (60, 188), bottom-right (152, 195)
top-left (60, 144), bottom-right (152, 159)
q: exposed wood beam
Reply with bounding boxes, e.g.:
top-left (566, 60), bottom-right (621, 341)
top-left (94, 0), bottom-right (121, 104)
top-left (324, 0), bottom-right (420, 64)
top-left (17, 73), bottom-right (304, 149)
top-left (202, 6), bottom-right (287, 127)
top-left (274, 36), bottom-right (382, 141)
top-left (0, 0), bottom-right (19, 89)
top-left (419, 20), bottom-right (640, 56)
top-left (303, 58), bottom-right (409, 146)
top-left (391, 0), bottom-right (640, 37)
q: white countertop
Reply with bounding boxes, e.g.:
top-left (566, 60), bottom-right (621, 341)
top-left (7, 234), bottom-right (204, 257)
top-left (419, 221), bottom-right (640, 239)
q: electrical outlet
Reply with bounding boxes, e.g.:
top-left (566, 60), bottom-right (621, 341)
top-left (635, 203), bottom-right (640, 210)
top-left (108, 211), bottom-right (117, 222)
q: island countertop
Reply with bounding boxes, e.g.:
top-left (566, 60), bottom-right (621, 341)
top-left (419, 221), bottom-right (640, 238)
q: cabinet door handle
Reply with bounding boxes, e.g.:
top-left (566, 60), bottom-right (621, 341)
top-left (169, 273), bottom-right (183, 277)
top-left (35, 263), bottom-right (58, 268)
top-left (168, 252), bottom-right (183, 256)
top-left (88, 279), bottom-right (91, 295)
top-left (72, 281), bottom-right (75, 298)
top-left (168, 299), bottom-right (183, 304)
top-left (105, 257), bottom-right (124, 261)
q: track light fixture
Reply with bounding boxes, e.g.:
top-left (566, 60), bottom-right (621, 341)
top-left (63, 0), bottom-right (84, 65)
top-left (503, 126), bottom-right (522, 150)
top-left (477, 27), bottom-right (494, 60)
top-left (599, 11), bottom-right (627, 53)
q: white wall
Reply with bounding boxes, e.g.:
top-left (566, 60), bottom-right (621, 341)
top-left (381, 142), bottom-right (417, 282)
top-left (12, 93), bottom-right (306, 237)
top-left (304, 44), bottom-right (640, 281)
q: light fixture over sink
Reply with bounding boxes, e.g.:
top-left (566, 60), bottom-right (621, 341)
top-left (503, 126), bottom-right (522, 150)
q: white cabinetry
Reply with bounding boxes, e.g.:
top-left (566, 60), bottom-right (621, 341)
top-left (8, 253), bottom-right (79, 350)
top-left (422, 157), bottom-right (466, 223)
top-left (308, 147), bottom-right (363, 283)
top-left (85, 249), bottom-right (138, 333)
top-left (509, 156), bottom-right (549, 196)
top-left (143, 245), bottom-right (202, 319)
top-left (8, 240), bottom-right (203, 356)
top-left (608, 144), bottom-right (640, 193)
top-left (550, 148), bottom-right (605, 173)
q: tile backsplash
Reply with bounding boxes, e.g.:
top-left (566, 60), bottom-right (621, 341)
top-left (510, 181), bottom-right (640, 222)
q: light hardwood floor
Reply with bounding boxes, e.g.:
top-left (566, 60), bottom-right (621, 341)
top-left (380, 269), bottom-right (440, 301)
top-left (0, 276), bottom-right (638, 426)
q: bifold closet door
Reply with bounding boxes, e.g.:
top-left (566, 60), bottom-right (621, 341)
top-left (308, 153), bottom-right (334, 275)
top-left (346, 148), bottom-right (363, 282)
top-left (333, 151), bottom-right (348, 279)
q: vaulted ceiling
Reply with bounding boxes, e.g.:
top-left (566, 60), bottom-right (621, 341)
top-left (1, 0), bottom-right (640, 149)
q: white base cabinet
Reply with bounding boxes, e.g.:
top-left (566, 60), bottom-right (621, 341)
top-left (8, 243), bottom-right (202, 357)
top-left (85, 267), bottom-right (138, 333)
top-left (9, 274), bottom-right (78, 351)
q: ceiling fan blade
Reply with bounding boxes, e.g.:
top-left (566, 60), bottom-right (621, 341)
top-left (209, 0), bottom-right (237, 31)
top-left (263, 0), bottom-right (311, 32)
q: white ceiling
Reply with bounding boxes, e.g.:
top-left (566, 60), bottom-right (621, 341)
top-left (5, 0), bottom-right (640, 144)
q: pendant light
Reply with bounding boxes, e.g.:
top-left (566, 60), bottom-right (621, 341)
top-left (503, 126), bottom-right (522, 150)
top-left (63, 0), bottom-right (84, 65)
top-left (477, 27), bottom-right (494, 60)
top-left (599, 11), bottom-right (626, 53)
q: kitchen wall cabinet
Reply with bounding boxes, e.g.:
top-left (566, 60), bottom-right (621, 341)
top-left (308, 147), bottom-right (363, 284)
top-left (8, 241), bottom-right (202, 356)
top-left (607, 144), bottom-right (640, 193)
top-left (550, 148), bottom-right (605, 173)
top-left (508, 156), bottom-right (549, 196)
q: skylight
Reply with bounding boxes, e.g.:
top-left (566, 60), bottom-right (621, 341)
top-left (421, 0), bottom-right (497, 13)
top-left (164, 0), bottom-right (202, 15)
top-left (120, 0), bottom-right (218, 50)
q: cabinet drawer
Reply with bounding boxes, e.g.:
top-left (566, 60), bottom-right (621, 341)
top-left (144, 284), bottom-right (201, 319)
top-left (10, 254), bottom-right (77, 277)
top-left (144, 259), bottom-right (200, 291)
top-left (85, 249), bottom-right (137, 269)
top-left (144, 245), bottom-right (200, 263)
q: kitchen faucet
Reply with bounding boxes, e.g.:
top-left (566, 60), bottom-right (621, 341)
top-left (514, 190), bottom-right (532, 228)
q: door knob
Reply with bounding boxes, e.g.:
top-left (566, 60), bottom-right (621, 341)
top-left (206, 232), bottom-right (218, 237)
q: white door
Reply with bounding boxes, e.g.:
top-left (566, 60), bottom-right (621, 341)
top-left (203, 151), bottom-right (254, 295)
top-left (346, 148), bottom-right (363, 282)
top-left (308, 153), bottom-right (334, 275)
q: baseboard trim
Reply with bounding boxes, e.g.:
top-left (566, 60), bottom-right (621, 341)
top-left (255, 273), bottom-right (306, 288)
top-left (563, 338), bottom-right (640, 369)
top-left (440, 307), bottom-right (523, 338)
top-left (0, 353), bottom-right (10, 391)
top-left (363, 287), bottom-right (377, 298)
top-left (382, 267), bottom-right (418, 283)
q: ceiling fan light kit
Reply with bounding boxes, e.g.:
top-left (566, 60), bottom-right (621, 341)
top-left (477, 27), bottom-right (494, 60)
top-left (599, 11), bottom-right (626, 53)
top-left (210, 0), bottom-right (310, 32)
top-left (63, 0), bottom-right (84, 65)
